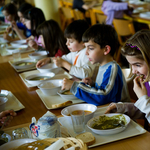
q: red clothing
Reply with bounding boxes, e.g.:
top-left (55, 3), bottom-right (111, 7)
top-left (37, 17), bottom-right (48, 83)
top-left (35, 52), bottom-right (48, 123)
top-left (55, 49), bottom-right (65, 57)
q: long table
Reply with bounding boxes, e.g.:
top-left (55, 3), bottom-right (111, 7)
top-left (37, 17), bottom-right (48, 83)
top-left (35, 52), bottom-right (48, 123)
top-left (1, 55), bottom-right (150, 149)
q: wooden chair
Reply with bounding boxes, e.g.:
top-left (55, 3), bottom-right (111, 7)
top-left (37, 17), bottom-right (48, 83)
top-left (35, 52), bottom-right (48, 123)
top-left (113, 19), bottom-right (135, 63)
top-left (96, 13), bottom-right (107, 24)
top-left (72, 9), bottom-right (85, 20)
top-left (59, 7), bottom-right (74, 31)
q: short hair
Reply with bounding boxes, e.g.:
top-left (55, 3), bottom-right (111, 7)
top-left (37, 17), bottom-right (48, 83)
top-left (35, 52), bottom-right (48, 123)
top-left (121, 29), bottom-right (150, 82)
top-left (64, 20), bottom-right (89, 43)
top-left (23, 7), bottom-right (45, 37)
top-left (2, 3), bottom-right (19, 21)
top-left (11, 0), bottom-right (25, 7)
top-left (18, 2), bottom-right (33, 14)
top-left (82, 23), bottom-right (119, 57)
top-left (36, 19), bottom-right (69, 57)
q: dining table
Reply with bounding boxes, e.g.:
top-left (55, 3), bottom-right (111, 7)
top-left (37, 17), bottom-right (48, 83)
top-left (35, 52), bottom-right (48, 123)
top-left (0, 52), bottom-right (150, 149)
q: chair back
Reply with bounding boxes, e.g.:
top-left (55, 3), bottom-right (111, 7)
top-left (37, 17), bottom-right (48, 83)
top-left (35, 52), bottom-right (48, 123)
top-left (72, 9), bottom-right (85, 20)
top-left (113, 19), bottom-right (135, 45)
top-left (96, 14), bottom-right (107, 24)
top-left (59, 7), bottom-right (74, 31)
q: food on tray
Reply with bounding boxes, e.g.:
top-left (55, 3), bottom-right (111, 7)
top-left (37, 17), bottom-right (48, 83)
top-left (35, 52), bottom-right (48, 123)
top-left (75, 132), bottom-right (95, 146)
top-left (52, 100), bottom-right (73, 108)
top-left (62, 90), bottom-right (73, 95)
top-left (15, 62), bottom-right (34, 66)
top-left (29, 76), bottom-right (50, 81)
top-left (67, 110), bottom-right (92, 116)
top-left (91, 114), bottom-right (126, 130)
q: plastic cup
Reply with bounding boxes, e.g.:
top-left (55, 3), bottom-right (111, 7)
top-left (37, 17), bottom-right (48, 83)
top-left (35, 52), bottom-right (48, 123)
top-left (12, 128), bottom-right (29, 140)
top-left (71, 110), bottom-right (85, 134)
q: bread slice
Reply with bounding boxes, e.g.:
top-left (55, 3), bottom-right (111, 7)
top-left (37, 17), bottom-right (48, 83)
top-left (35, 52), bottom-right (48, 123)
top-left (75, 132), bottom-right (95, 146)
top-left (52, 100), bottom-right (73, 108)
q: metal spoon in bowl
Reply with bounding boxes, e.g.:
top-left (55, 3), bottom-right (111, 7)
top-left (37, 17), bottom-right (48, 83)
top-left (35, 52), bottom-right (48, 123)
top-left (113, 120), bottom-right (125, 128)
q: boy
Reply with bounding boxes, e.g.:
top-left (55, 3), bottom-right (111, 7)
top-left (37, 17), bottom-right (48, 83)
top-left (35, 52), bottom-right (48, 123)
top-left (52, 20), bottom-right (97, 79)
top-left (61, 24), bottom-right (130, 106)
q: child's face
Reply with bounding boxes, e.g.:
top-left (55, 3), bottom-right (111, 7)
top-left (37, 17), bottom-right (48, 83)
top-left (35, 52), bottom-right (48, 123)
top-left (126, 55), bottom-right (149, 80)
top-left (18, 12), bottom-right (25, 24)
top-left (24, 19), bottom-right (31, 29)
top-left (2, 10), bottom-right (13, 22)
top-left (85, 40), bottom-right (105, 65)
top-left (66, 38), bottom-right (84, 52)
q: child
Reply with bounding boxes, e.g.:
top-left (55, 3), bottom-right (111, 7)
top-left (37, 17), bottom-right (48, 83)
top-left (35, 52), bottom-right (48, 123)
top-left (37, 20), bottom-right (97, 79)
top-left (23, 7), bottom-right (45, 49)
top-left (102, 0), bottom-right (133, 25)
top-left (34, 19), bottom-right (69, 61)
top-left (2, 3), bottom-right (23, 41)
top-left (61, 23), bottom-right (130, 106)
top-left (105, 29), bottom-right (150, 124)
top-left (11, 0), bottom-right (25, 9)
top-left (11, 2), bottom-right (33, 39)
top-left (53, 20), bottom-right (97, 79)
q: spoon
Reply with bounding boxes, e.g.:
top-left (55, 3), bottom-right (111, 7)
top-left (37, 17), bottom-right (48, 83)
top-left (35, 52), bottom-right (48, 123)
top-left (113, 120), bottom-right (125, 127)
top-left (0, 116), bottom-right (10, 136)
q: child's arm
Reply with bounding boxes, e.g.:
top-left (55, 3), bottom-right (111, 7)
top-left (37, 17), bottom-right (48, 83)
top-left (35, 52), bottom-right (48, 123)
top-left (36, 57), bottom-right (51, 68)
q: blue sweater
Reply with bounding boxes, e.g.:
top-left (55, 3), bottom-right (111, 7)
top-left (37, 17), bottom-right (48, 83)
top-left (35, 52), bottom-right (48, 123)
top-left (71, 61), bottom-right (130, 106)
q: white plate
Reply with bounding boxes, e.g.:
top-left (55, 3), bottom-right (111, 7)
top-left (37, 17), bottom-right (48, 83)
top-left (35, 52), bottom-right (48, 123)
top-left (28, 51), bottom-right (47, 60)
top-left (0, 37), bottom-right (8, 44)
top-left (0, 138), bottom-right (36, 150)
top-left (11, 39), bottom-right (27, 47)
top-left (36, 89), bottom-right (84, 109)
top-left (12, 59), bottom-right (36, 70)
top-left (4, 91), bottom-right (25, 111)
top-left (19, 69), bottom-right (72, 88)
top-left (87, 113), bottom-right (130, 135)
top-left (139, 12), bottom-right (150, 19)
top-left (25, 72), bottom-right (55, 86)
top-left (58, 107), bottom-right (147, 148)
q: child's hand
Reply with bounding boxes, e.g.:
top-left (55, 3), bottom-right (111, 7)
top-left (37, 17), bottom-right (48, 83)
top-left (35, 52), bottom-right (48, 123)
top-left (82, 77), bottom-right (93, 86)
top-left (105, 103), bottom-right (117, 114)
top-left (133, 76), bottom-right (147, 98)
top-left (36, 57), bottom-right (50, 68)
top-left (6, 26), bottom-right (12, 33)
top-left (61, 78), bottom-right (74, 90)
top-left (28, 40), bottom-right (38, 50)
top-left (0, 110), bottom-right (17, 127)
top-left (11, 21), bottom-right (18, 32)
top-left (53, 57), bottom-right (64, 67)
top-left (26, 35), bottom-right (34, 43)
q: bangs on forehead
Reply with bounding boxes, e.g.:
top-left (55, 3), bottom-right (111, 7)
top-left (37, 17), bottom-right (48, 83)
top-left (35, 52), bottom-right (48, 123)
top-left (65, 33), bottom-right (76, 39)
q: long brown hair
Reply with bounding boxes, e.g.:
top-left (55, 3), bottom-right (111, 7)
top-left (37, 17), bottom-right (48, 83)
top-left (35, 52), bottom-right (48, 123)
top-left (121, 29), bottom-right (150, 82)
top-left (36, 19), bottom-right (69, 57)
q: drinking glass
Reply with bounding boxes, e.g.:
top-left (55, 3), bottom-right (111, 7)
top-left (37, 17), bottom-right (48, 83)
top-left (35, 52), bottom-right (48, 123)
top-left (12, 128), bottom-right (29, 140)
top-left (12, 50), bottom-right (21, 61)
top-left (71, 110), bottom-right (85, 134)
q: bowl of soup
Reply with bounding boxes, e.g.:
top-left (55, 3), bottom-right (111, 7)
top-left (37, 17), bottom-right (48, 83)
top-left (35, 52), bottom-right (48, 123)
top-left (37, 63), bottom-right (61, 74)
top-left (12, 59), bottom-right (36, 70)
top-left (28, 51), bottom-right (47, 60)
top-left (87, 113), bottom-right (130, 135)
top-left (61, 104), bottom-right (97, 124)
top-left (25, 72), bottom-right (55, 86)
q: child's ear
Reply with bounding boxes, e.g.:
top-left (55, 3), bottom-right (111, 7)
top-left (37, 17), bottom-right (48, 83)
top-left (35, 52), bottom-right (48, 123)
top-left (104, 45), bottom-right (111, 55)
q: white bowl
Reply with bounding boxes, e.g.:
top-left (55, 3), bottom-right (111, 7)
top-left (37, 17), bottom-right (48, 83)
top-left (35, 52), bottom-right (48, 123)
top-left (0, 138), bottom-right (36, 150)
top-left (0, 97), bottom-right (8, 111)
top-left (38, 79), bottom-right (62, 96)
top-left (37, 63), bottom-right (60, 74)
top-left (6, 45), bottom-right (28, 54)
top-left (28, 51), bottom-right (47, 60)
top-left (0, 37), bottom-right (8, 44)
top-left (12, 59), bottom-right (36, 70)
top-left (25, 72), bottom-right (55, 86)
top-left (57, 90), bottom-right (77, 100)
top-left (61, 104), bottom-right (97, 124)
top-left (87, 113), bottom-right (130, 135)
top-left (11, 39), bottom-right (27, 47)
